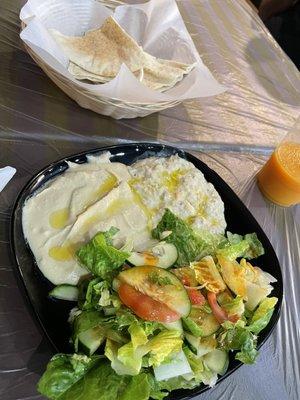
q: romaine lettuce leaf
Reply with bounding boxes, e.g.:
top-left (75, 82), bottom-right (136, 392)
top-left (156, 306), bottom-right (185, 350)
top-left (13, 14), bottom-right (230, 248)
top-left (219, 320), bottom-right (258, 364)
top-left (76, 228), bottom-right (129, 279)
top-left (59, 360), bottom-right (128, 400)
top-left (78, 277), bottom-right (121, 311)
top-left (217, 240), bottom-right (250, 261)
top-left (243, 233), bottom-right (265, 259)
top-left (248, 297), bottom-right (278, 334)
top-left (182, 317), bottom-right (203, 337)
top-left (105, 339), bottom-right (142, 376)
top-left (129, 322), bottom-right (148, 349)
top-left (40, 356), bottom-right (169, 400)
top-left (219, 232), bottom-right (264, 260)
top-left (156, 375), bottom-right (201, 391)
top-left (37, 353), bottom-right (100, 400)
top-left (183, 346), bottom-right (217, 386)
top-left (146, 330), bottom-right (183, 367)
top-left (117, 342), bottom-right (144, 375)
top-left (119, 373), bottom-right (151, 400)
top-left (219, 295), bottom-right (245, 317)
top-left (183, 346), bottom-right (204, 376)
top-left (114, 308), bottom-right (162, 336)
top-left (152, 209), bottom-right (222, 266)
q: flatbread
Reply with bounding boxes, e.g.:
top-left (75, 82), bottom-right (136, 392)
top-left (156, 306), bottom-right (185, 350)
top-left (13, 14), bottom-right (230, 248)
top-left (50, 17), bottom-right (195, 91)
top-left (68, 62), bottom-right (111, 83)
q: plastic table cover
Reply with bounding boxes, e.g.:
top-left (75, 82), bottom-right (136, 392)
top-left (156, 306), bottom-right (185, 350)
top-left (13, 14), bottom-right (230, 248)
top-left (0, 0), bottom-right (299, 399)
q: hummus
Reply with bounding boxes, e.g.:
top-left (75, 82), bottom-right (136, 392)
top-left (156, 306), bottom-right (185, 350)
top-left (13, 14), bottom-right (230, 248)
top-left (22, 152), bottom-right (226, 285)
top-left (22, 153), bottom-right (152, 285)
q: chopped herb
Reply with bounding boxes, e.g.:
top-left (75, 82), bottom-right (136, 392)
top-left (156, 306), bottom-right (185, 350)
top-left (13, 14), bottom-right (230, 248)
top-left (148, 272), bottom-right (173, 286)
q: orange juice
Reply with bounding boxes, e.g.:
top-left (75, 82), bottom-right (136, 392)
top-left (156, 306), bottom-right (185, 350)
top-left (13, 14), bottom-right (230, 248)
top-left (257, 142), bottom-right (300, 206)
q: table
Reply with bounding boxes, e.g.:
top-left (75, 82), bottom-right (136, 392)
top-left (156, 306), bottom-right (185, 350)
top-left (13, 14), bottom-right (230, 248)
top-left (0, 1), bottom-right (299, 399)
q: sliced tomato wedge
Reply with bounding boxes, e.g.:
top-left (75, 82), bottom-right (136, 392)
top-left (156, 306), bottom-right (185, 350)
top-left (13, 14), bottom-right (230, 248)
top-left (118, 282), bottom-right (180, 323)
top-left (187, 288), bottom-right (206, 306)
top-left (207, 291), bottom-right (229, 324)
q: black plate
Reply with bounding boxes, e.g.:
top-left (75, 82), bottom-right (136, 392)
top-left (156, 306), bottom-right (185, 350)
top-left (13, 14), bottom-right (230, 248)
top-left (11, 143), bottom-right (283, 399)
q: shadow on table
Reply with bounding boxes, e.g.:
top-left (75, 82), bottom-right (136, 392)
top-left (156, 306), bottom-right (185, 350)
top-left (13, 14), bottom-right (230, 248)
top-left (4, 48), bottom-right (165, 145)
top-left (244, 35), bottom-right (300, 107)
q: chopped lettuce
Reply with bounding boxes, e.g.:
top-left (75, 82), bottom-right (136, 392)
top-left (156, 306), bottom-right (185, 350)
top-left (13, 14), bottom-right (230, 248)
top-left (119, 373), bottom-right (152, 400)
top-left (146, 330), bottom-right (183, 367)
top-left (219, 320), bottom-right (258, 364)
top-left (243, 233), bottom-right (265, 259)
top-left (182, 317), bottom-right (203, 337)
top-left (37, 354), bottom-right (100, 400)
top-left (219, 232), bottom-right (264, 260)
top-left (117, 342), bottom-right (144, 375)
top-left (183, 346), bottom-right (204, 376)
top-left (114, 308), bottom-right (161, 336)
top-left (219, 295), bottom-right (245, 318)
top-left (58, 360), bottom-right (129, 400)
top-left (248, 297), bottom-right (278, 334)
top-left (217, 240), bottom-right (250, 261)
top-left (129, 322), bottom-right (148, 349)
top-left (72, 311), bottom-right (125, 351)
top-left (78, 277), bottom-right (120, 311)
top-left (152, 209), bottom-right (222, 266)
top-left (156, 375), bottom-right (201, 391)
top-left (39, 213), bottom-right (276, 400)
top-left (54, 359), bottom-right (164, 400)
top-left (76, 228), bottom-right (129, 280)
top-left (105, 339), bottom-right (138, 376)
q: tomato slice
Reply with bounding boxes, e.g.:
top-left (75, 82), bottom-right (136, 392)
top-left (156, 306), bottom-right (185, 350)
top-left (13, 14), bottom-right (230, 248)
top-left (187, 288), bottom-right (206, 306)
top-left (207, 291), bottom-right (229, 324)
top-left (118, 282), bottom-right (180, 323)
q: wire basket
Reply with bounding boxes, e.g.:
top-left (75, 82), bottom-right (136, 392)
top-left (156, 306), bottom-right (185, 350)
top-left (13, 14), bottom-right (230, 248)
top-left (20, 0), bottom-right (182, 119)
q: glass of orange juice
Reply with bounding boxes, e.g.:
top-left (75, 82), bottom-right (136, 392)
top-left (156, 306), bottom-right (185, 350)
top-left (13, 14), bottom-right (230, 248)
top-left (257, 118), bottom-right (300, 207)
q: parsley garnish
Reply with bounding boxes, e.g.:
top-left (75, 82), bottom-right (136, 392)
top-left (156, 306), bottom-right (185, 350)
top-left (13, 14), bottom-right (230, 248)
top-left (148, 272), bottom-right (173, 286)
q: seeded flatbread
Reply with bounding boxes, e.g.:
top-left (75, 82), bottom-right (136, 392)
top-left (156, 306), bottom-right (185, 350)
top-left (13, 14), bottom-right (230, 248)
top-left (50, 17), bottom-right (195, 91)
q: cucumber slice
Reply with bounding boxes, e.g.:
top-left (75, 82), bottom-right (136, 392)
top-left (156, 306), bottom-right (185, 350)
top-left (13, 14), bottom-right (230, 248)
top-left (152, 242), bottom-right (178, 268)
top-left (49, 284), bottom-right (78, 301)
top-left (189, 307), bottom-right (220, 337)
top-left (118, 266), bottom-right (191, 317)
top-left (78, 326), bottom-right (105, 356)
top-left (203, 349), bottom-right (229, 375)
top-left (127, 252), bottom-right (153, 267)
top-left (163, 320), bottom-right (183, 333)
top-left (185, 333), bottom-right (217, 357)
top-left (128, 242), bottom-right (178, 269)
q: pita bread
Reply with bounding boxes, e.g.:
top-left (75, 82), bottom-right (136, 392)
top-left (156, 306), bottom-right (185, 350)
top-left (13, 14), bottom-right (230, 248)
top-left (50, 17), bottom-right (195, 91)
top-left (68, 62), bottom-right (111, 83)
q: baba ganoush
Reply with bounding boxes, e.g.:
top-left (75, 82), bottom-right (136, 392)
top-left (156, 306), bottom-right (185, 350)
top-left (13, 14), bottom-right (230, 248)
top-left (22, 153), bottom-right (226, 285)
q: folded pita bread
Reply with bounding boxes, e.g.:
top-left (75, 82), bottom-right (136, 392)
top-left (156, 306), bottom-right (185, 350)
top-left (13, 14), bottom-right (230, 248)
top-left (50, 16), bottom-right (195, 91)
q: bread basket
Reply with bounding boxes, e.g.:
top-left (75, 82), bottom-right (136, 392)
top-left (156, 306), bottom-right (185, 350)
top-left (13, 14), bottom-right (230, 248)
top-left (20, 0), bottom-right (182, 119)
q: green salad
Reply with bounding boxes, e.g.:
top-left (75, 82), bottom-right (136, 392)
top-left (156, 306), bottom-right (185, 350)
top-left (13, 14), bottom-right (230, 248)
top-left (40, 209), bottom-right (278, 400)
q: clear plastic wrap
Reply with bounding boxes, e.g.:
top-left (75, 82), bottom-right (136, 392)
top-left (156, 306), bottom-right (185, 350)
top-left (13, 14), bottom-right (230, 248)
top-left (0, 0), bottom-right (299, 399)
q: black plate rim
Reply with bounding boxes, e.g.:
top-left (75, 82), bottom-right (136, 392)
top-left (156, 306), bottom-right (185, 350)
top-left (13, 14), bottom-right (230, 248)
top-left (10, 142), bottom-right (283, 400)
